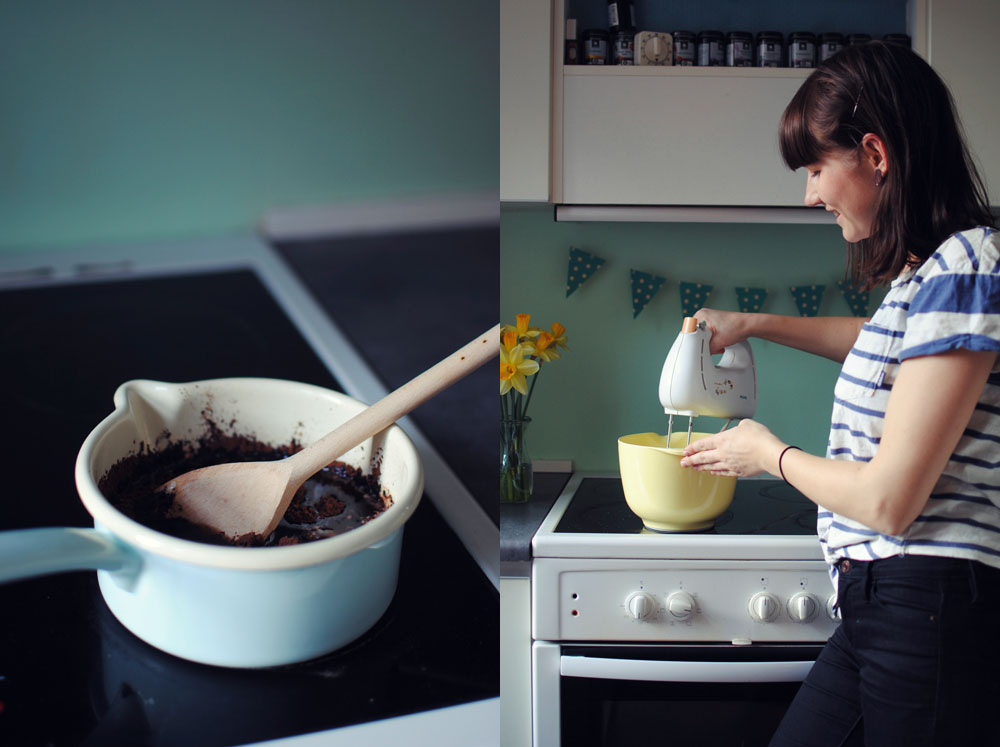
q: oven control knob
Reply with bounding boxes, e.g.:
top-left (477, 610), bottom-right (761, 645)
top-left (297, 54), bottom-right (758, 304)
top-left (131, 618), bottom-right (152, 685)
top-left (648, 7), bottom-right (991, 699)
top-left (666, 591), bottom-right (695, 620)
top-left (625, 592), bottom-right (656, 620)
top-left (786, 592), bottom-right (818, 623)
top-left (748, 592), bottom-right (781, 623)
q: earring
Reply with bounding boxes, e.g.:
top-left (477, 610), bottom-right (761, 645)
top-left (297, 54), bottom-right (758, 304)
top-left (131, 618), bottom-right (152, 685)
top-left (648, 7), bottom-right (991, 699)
top-left (874, 170), bottom-right (884, 187)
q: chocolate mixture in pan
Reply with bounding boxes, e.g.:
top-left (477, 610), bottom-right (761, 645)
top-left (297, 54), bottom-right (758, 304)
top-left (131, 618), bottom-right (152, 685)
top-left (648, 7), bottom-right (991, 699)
top-left (98, 418), bottom-right (392, 546)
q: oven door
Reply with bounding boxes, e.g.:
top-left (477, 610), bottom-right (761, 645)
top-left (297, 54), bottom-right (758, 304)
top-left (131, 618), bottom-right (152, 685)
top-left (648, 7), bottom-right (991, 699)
top-left (533, 641), bottom-right (823, 746)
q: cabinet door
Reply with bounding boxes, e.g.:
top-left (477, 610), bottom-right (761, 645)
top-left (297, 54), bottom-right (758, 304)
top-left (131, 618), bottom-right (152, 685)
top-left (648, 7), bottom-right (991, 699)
top-left (928, 0), bottom-right (1000, 204)
top-left (500, 0), bottom-right (552, 202)
top-left (560, 68), bottom-right (808, 207)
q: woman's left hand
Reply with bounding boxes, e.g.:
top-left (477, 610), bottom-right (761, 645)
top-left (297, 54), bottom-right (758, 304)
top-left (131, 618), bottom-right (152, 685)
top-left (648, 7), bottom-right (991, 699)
top-left (679, 419), bottom-right (783, 477)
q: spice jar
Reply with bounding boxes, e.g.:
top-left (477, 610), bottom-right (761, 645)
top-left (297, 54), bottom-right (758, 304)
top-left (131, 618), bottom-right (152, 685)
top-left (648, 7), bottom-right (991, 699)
top-left (756, 31), bottom-right (784, 67)
top-left (612, 28), bottom-right (635, 64)
top-left (846, 33), bottom-right (872, 46)
top-left (882, 33), bottom-right (911, 48)
top-left (673, 30), bottom-right (696, 65)
top-left (697, 30), bottom-right (724, 66)
top-left (788, 31), bottom-right (816, 68)
top-left (726, 31), bottom-right (753, 66)
top-left (583, 29), bottom-right (609, 65)
top-left (819, 32), bottom-right (844, 62)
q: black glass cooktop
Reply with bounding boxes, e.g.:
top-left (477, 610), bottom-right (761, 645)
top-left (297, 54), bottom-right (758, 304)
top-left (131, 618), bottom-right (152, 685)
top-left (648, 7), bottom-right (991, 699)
top-left (0, 267), bottom-right (498, 746)
top-left (555, 477), bottom-right (818, 536)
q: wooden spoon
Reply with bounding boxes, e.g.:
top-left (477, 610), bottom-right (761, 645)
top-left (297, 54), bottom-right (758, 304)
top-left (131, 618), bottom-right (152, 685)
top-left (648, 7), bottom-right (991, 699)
top-left (161, 324), bottom-right (500, 540)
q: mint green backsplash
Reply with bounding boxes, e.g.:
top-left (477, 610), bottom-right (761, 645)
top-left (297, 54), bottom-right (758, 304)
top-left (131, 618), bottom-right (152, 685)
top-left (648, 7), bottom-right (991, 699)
top-left (500, 206), bottom-right (882, 472)
top-left (0, 1), bottom-right (497, 250)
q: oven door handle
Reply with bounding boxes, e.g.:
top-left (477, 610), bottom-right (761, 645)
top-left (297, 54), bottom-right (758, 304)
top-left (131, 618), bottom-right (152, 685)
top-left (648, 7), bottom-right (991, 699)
top-left (561, 655), bottom-right (814, 683)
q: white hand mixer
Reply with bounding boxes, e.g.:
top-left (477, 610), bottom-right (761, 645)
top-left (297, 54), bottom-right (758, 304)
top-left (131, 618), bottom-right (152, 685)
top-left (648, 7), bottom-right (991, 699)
top-left (658, 316), bottom-right (758, 446)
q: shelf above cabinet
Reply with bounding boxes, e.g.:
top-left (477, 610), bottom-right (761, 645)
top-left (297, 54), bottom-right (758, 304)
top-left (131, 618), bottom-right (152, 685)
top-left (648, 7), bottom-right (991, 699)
top-left (563, 65), bottom-right (811, 80)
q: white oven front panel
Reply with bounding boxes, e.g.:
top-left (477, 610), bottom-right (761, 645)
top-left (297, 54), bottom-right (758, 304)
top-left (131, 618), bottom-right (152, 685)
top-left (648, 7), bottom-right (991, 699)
top-left (532, 558), bottom-right (838, 643)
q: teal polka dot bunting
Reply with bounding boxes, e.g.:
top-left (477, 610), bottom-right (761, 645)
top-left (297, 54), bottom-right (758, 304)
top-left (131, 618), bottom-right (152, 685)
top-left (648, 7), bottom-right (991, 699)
top-left (566, 247), bottom-right (606, 297)
top-left (838, 280), bottom-right (870, 317)
top-left (630, 269), bottom-right (667, 319)
top-left (679, 281), bottom-right (713, 317)
top-left (735, 287), bottom-right (768, 314)
top-left (789, 284), bottom-right (826, 317)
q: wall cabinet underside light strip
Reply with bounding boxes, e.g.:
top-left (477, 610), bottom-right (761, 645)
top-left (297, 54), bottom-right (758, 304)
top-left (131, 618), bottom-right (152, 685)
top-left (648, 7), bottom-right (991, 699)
top-left (553, 205), bottom-right (838, 224)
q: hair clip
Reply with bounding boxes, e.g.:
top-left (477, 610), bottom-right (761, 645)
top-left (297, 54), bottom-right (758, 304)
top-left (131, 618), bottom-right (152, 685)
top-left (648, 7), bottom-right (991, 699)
top-left (851, 82), bottom-right (866, 119)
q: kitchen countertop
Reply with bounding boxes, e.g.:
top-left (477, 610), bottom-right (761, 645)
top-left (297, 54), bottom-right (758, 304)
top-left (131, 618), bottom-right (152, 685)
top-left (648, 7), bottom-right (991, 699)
top-left (499, 471), bottom-right (571, 577)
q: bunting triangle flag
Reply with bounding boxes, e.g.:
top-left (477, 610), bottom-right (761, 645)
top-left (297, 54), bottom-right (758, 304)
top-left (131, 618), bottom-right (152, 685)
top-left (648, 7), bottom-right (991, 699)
top-left (735, 287), bottom-right (769, 314)
top-left (679, 281), bottom-right (713, 317)
top-left (630, 269), bottom-right (667, 319)
top-left (837, 280), bottom-right (870, 317)
top-left (789, 284), bottom-right (826, 317)
top-left (566, 247), bottom-right (606, 297)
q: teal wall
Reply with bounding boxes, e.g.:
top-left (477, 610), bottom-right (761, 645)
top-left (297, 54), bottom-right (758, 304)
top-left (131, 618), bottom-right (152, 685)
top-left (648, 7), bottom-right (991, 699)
top-left (566, 0), bottom-right (908, 41)
top-left (0, 1), bottom-right (497, 251)
top-left (500, 206), bottom-right (883, 472)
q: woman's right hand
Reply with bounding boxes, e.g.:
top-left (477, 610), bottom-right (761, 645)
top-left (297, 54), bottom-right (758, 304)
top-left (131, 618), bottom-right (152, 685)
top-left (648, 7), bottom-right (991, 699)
top-left (693, 308), bottom-right (751, 354)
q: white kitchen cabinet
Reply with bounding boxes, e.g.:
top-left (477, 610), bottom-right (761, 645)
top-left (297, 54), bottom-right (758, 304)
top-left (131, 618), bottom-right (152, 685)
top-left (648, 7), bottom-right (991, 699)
top-left (501, 0), bottom-right (552, 202)
top-left (560, 66), bottom-right (809, 206)
top-left (927, 0), bottom-right (1000, 205)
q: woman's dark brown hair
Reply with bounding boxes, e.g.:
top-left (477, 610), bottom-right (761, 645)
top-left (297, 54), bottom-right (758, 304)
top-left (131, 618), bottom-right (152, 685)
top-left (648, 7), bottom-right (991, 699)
top-left (779, 41), bottom-right (995, 290)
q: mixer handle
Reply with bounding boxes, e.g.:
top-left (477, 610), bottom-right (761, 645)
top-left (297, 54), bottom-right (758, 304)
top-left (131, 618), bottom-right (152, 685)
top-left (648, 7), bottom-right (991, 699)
top-left (684, 316), bottom-right (751, 369)
top-left (717, 340), bottom-right (753, 371)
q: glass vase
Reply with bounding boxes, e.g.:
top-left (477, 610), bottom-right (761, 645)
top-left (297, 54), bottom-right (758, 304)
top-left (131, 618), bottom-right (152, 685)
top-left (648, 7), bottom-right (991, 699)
top-left (500, 416), bottom-right (533, 503)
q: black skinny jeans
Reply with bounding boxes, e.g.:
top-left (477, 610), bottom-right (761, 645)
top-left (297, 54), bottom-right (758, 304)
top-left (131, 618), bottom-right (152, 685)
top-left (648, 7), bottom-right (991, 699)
top-left (771, 555), bottom-right (1000, 747)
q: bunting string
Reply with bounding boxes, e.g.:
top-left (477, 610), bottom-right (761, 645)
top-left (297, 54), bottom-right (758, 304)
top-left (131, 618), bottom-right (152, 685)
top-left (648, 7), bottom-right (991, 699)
top-left (561, 248), bottom-right (860, 319)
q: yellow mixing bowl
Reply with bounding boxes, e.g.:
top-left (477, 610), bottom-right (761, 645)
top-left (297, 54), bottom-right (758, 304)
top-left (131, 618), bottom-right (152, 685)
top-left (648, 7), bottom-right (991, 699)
top-left (618, 432), bottom-right (737, 532)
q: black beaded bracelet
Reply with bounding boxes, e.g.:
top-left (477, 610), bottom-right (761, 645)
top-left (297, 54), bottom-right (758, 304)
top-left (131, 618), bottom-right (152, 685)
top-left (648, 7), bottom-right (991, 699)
top-left (778, 445), bottom-right (802, 485)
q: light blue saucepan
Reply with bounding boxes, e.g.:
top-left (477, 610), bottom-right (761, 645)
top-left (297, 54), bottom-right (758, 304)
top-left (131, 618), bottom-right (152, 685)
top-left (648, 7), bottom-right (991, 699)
top-left (0, 378), bottom-right (423, 668)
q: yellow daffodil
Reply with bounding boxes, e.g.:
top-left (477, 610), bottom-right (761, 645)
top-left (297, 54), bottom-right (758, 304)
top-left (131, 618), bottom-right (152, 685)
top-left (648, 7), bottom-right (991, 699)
top-left (516, 313), bottom-right (531, 336)
top-left (501, 315), bottom-right (570, 503)
top-left (502, 312), bottom-right (540, 341)
top-left (550, 322), bottom-right (570, 350)
top-left (500, 343), bottom-right (540, 396)
top-left (533, 331), bottom-right (561, 362)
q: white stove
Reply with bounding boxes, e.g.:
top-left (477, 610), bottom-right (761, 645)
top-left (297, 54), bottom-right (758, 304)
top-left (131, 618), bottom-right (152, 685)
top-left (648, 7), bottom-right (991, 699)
top-left (530, 472), bottom-right (839, 746)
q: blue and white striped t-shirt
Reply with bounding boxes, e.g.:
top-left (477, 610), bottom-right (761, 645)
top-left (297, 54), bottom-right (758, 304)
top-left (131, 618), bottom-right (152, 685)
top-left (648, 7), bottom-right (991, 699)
top-left (820, 226), bottom-right (1000, 573)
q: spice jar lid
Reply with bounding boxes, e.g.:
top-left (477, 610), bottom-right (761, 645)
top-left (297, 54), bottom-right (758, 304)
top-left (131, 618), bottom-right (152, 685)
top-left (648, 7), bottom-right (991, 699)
top-left (882, 33), bottom-right (911, 47)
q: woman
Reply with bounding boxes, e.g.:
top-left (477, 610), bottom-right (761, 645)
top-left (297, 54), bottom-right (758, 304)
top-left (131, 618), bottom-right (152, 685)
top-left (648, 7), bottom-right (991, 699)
top-left (680, 42), bottom-right (1000, 746)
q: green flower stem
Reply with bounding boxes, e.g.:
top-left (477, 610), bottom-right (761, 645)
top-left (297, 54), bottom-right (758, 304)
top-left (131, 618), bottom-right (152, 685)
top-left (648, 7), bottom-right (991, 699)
top-left (500, 414), bottom-right (532, 503)
top-left (521, 374), bottom-right (539, 418)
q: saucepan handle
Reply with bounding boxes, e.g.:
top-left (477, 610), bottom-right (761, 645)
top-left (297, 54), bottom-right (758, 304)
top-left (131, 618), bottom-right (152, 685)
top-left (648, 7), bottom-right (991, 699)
top-left (0, 527), bottom-right (141, 586)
